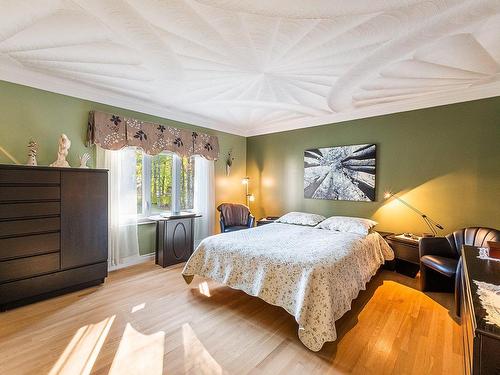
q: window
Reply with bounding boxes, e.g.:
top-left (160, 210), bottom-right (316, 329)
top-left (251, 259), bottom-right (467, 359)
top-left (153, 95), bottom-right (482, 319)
top-left (135, 150), bottom-right (195, 218)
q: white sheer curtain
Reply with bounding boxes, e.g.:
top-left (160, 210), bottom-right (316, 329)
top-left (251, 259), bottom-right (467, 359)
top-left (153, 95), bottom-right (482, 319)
top-left (96, 147), bottom-right (140, 268)
top-left (193, 156), bottom-right (215, 247)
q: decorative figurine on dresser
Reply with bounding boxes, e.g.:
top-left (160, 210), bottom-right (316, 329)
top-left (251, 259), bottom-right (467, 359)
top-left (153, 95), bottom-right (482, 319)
top-left (0, 164), bottom-right (108, 311)
top-left (50, 133), bottom-right (71, 167)
top-left (79, 152), bottom-right (91, 168)
top-left (26, 139), bottom-right (38, 166)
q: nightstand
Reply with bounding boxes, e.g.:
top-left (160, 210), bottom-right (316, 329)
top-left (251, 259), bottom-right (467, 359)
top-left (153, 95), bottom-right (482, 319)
top-left (385, 234), bottom-right (421, 277)
top-left (375, 231), bottom-right (394, 239)
top-left (256, 217), bottom-right (279, 226)
top-left (386, 234), bottom-right (420, 265)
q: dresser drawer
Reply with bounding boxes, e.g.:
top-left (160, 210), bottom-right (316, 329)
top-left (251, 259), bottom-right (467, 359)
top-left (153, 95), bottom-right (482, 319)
top-left (0, 217), bottom-right (60, 237)
top-left (0, 253), bottom-right (60, 283)
top-left (0, 202), bottom-right (60, 220)
top-left (0, 262), bottom-right (106, 306)
top-left (0, 232), bottom-right (60, 260)
top-left (0, 186), bottom-right (60, 202)
top-left (0, 169), bottom-right (60, 185)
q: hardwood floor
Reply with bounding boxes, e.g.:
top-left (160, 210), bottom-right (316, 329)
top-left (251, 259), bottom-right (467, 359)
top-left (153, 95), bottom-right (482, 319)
top-left (0, 262), bottom-right (463, 375)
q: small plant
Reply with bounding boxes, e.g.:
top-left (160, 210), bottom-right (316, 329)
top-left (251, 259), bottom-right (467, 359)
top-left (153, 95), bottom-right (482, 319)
top-left (225, 149), bottom-right (234, 176)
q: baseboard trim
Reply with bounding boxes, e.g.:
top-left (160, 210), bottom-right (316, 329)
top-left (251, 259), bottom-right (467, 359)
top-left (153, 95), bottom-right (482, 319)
top-left (108, 253), bottom-right (155, 271)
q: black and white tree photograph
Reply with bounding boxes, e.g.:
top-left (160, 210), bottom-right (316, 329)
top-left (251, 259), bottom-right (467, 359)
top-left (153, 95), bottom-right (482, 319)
top-left (304, 144), bottom-right (376, 201)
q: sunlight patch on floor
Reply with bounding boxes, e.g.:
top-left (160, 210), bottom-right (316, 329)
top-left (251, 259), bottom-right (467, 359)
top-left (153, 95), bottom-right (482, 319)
top-left (131, 302), bottom-right (146, 313)
top-left (49, 315), bottom-right (115, 375)
top-left (183, 323), bottom-right (225, 375)
top-left (109, 323), bottom-right (165, 375)
top-left (198, 281), bottom-right (212, 297)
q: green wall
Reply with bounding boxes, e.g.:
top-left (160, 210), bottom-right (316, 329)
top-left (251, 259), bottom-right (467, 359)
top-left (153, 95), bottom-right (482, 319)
top-left (2, 80), bottom-right (498, 242)
top-left (247, 97), bottom-right (500, 235)
top-left (0, 80), bottom-right (247, 255)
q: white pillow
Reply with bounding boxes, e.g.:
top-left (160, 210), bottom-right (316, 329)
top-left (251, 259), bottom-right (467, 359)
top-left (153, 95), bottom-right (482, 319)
top-left (275, 212), bottom-right (326, 226)
top-left (315, 216), bottom-right (377, 235)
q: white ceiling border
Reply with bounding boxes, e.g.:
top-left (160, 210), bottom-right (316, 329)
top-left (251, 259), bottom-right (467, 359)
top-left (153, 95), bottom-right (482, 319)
top-left (1, 64), bottom-right (498, 138)
top-left (0, 63), bottom-right (245, 136)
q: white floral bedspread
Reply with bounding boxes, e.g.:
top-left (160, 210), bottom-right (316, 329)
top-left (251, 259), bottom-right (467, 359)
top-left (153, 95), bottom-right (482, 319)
top-left (182, 223), bottom-right (394, 351)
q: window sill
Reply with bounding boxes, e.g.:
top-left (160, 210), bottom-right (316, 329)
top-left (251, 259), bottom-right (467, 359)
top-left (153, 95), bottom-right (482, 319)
top-left (137, 217), bottom-right (156, 225)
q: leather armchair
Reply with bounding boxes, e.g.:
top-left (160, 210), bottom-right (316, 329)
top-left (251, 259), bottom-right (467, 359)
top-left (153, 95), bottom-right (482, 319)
top-left (419, 227), bottom-right (499, 315)
top-left (218, 203), bottom-right (255, 233)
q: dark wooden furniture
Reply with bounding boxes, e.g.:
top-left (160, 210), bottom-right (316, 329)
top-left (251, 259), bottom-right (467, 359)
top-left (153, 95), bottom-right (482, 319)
top-left (0, 164), bottom-right (108, 311)
top-left (460, 245), bottom-right (500, 375)
top-left (420, 228), bottom-right (499, 295)
top-left (375, 231), bottom-right (393, 239)
top-left (256, 217), bottom-right (279, 226)
top-left (150, 212), bottom-right (200, 268)
top-left (385, 234), bottom-right (420, 276)
top-left (386, 234), bottom-right (419, 264)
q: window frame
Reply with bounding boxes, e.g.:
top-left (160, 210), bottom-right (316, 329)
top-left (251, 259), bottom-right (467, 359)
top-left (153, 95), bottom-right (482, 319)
top-left (137, 151), bottom-right (193, 221)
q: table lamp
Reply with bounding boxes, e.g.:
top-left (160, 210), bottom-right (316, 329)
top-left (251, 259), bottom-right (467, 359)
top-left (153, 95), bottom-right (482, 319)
top-left (384, 191), bottom-right (444, 236)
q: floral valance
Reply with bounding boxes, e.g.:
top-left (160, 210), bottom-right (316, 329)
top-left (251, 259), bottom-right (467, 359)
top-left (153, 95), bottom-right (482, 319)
top-left (87, 111), bottom-right (219, 160)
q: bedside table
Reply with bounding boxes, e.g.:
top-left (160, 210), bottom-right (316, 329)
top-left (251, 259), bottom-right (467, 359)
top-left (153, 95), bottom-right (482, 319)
top-left (375, 231), bottom-right (394, 239)
top-left (386, 234), bottom-right (420, 265)
top-left (384, 234), bottom-right (422, 277)
top-left (257, 217), bottom-right (279, 226)
top-left (385, 234), bottom-right (420, 266)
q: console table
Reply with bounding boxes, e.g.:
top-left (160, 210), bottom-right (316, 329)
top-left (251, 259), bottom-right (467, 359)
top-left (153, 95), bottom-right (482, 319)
top-left (149, 212), bottom-right (201, 268)
top-left (460, 245), bottom-right (500, 375)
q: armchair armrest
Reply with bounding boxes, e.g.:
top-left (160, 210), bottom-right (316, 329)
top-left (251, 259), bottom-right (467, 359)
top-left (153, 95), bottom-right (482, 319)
top-left (247, 214), bottom-right (255, 228)
top-left (419, 236), bottom-right (452, 258)
top-left (220, 216), bottom-right (226, 233)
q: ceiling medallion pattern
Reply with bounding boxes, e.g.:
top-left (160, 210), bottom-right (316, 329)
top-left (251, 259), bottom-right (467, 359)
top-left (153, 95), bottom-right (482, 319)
top-left (1, 0), bottom-right (499, 135)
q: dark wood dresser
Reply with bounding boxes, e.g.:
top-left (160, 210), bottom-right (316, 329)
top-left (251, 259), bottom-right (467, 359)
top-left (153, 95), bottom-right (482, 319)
top-left (0, 164), bottom-right (108, 310)
top-left (461, 245), bottom-right (500, 375)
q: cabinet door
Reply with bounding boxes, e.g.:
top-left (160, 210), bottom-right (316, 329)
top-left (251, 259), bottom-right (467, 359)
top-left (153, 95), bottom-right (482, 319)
top-left (61, 171), bottom-right (108, 269)
top-left (164, 218), bottom-right (193, 266)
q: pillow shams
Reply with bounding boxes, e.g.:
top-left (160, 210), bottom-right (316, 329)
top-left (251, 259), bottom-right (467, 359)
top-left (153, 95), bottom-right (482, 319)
top-left (315, 216), bottom-right (377, 235)
top-left (275, 212), bottom-right (326, 226)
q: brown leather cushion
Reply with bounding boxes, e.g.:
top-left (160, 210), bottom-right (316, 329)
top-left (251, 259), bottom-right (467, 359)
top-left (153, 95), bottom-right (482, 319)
top-left (421, 255), bottom-right (458, 277)
top-left (446, 227), bottom-right (500, 257)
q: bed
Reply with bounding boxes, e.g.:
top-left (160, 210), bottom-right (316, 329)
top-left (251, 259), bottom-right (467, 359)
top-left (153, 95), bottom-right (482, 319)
top-left (182, 222), bottom-right (394, 351)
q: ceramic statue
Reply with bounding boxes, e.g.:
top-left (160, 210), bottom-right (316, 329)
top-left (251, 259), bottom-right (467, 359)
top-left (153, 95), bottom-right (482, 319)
top-left (50, 134), bottom-right (71, 167)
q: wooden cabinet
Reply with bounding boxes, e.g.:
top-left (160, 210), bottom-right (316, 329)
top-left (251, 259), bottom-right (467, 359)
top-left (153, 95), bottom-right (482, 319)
top-left (0, 164), bottom-right (108, 310)
top-left (151, 213), bottom-right (200, 268)
top-left (460, 246), bottom-right (500, 375)
top-left (61, 171), bottom-right (108, 269)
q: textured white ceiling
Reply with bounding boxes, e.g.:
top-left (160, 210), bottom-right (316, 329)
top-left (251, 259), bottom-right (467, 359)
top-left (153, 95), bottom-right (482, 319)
top-left (1, 0), bottom-right (499, 136)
